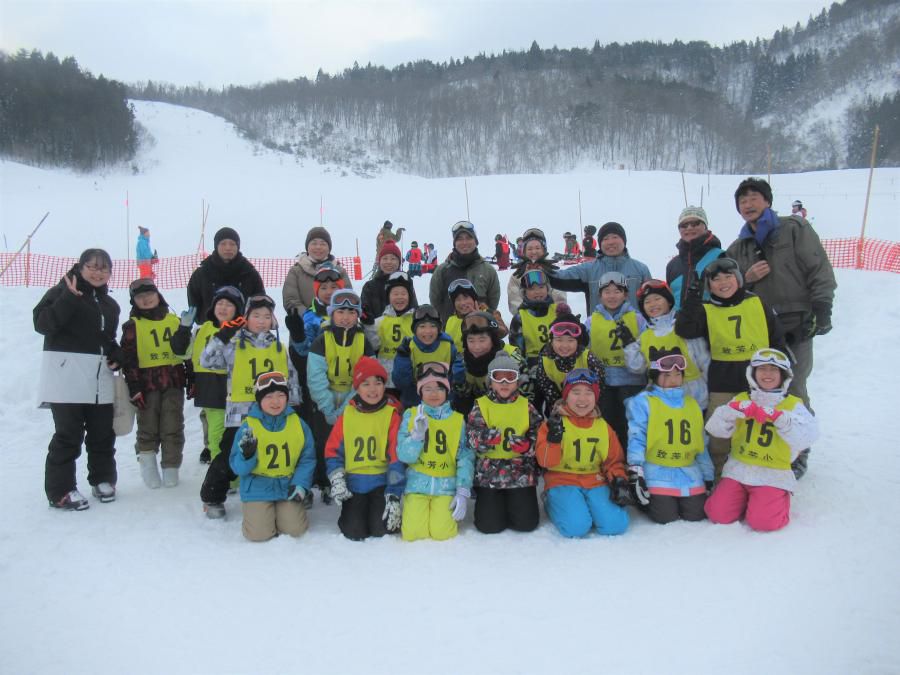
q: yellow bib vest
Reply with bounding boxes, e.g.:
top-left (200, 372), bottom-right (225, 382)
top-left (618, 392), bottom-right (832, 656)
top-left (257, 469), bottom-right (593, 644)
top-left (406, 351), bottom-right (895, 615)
top-left (552, 417), bottom-right (610, 474)
top-left (645, 395), bottom-right (705, 467)
top-left (343, 404), bottom-right (395, 475)
top-left (476, 395), bottom-right (529, 460)
top-left (135, 314), bottom-right (181, 368)
top-left (246, 414), bottom-right (304, 478)
top-left (639, 331), bottom-right (700, 381)
top-left (191, 321), bottom-right (226, 375)
top-left (541, 351), bottom-right (590, 389)
top-left (409, 412), bottom-right (463, 478)
top-left (325, 331), bottom-right (365, 392)
top-left (519, 304), bottom-right (556, 358)
top-left (410, 339), bottom-right (452, 373)
top-left (729, 392), bottom-right (799, 470)
top-left (377, 314), bottom-right (414, 360)
top-left (590, 311), bottom-right (639, 368)
top-left (231, 341), bottom-right (289, 403)
top-left (446, 315), bottom-right (464, 352)
top-left (704, 296), bottom-right (769, 362)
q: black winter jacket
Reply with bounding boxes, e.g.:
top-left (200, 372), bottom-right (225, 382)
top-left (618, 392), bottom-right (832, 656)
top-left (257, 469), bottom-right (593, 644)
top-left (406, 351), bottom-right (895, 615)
top-left (186, 252), bottom-right (265, 323)
top-left (360, 271), bottom-right (419, 323)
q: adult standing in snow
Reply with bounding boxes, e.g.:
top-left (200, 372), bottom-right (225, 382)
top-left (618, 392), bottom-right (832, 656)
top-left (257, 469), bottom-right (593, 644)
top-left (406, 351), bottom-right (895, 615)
top-left (665, 206), bottom-right (725, 310)
top-left (135, 226), bottom-right (157, 280)
top-left (361, 240), bottom-right (419, 321)
top-left (429, 220), bottom-right (500, 324)
top-left (726, 177), bottom-right (836, 478)
top-left (506, 227), bottom-right (567, 315)
top-left (375, 220), bottom-right (404, 260)
top-left (282, 226), bottom-right (353, 317)
top-left (34, 248), bottom-right (123, 510)
top-left (549, 221), bottom-right (651, 314)
top-left (187, 227), bottom-right (265, 323)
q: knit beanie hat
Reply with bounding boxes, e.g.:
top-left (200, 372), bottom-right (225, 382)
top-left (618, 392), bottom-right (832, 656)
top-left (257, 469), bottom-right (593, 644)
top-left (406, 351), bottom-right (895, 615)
top-left (598, 221), bottom-right (627, 245)
top-left (352, 356), bottom-right (387, 390)
top-left (138, 226), bottom-right (149, 235)
top-left (214, 227), bottom-right (241, 250)
top-left (487, 351), bottom-right (519, 375)
top-left (734, 177), bottom-right (773, 211)
top-left (254, 371), bottom-right (290, 403)
top-left (378, 240), bottom-right (402, 264)
top-left (678, 206), bottom-right (708, 227)
top-left (305, 226), bottom-right (333, 252)
top-left (561, 368), bottom-right (600, 401)
top-left (416, 361), bottom-right (450, 395)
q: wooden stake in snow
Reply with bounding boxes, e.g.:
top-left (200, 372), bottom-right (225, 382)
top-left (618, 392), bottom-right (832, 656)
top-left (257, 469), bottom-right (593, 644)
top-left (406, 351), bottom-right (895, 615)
top-left (858, 125), bottom-right (880, 269)
top-left (125, 191), bottom-right (130, 263)
top-left (464, 179), bottom-right (471, 221)
top-left (680, 169), bottom-right (688, 208)
top-left (0, 211), bottom-right (49, 282)
top-left (197, 199), bottom-right (210, 256)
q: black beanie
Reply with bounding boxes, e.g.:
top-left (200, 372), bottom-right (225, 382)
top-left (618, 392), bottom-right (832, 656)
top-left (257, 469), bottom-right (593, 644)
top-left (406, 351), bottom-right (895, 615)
top-left (598, 221), bottom-right (627, 246)
top-left (214, 227), bottom-right (240, 250)
top-left (734, 178), bottom-right (773, 211)
top-left (305, 226), bottom-right (333, 252)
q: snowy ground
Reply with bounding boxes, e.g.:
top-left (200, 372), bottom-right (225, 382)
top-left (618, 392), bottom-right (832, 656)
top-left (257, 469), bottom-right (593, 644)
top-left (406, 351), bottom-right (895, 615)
top-left (1, 101), bottom-right (899, 675)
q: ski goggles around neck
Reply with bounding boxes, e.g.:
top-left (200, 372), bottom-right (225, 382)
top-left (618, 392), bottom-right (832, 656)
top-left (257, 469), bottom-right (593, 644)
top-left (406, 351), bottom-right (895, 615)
top-left (650, 354), bottom-right (687, 372)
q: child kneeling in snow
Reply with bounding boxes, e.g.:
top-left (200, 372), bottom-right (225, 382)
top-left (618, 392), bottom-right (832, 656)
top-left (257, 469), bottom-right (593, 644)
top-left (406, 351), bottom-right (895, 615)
top-left (535, 369), bottom-right (630, 537)
top-left (397, 362), bottom-right (475, 541)
top-left (704, 348), bottom-right (818, 532)
top-left (229, 372), bottom-right (316, 542)
top-left (325, 357), bottom-right (405, 541)
top-left (625, 347), bottom-right (714, 524)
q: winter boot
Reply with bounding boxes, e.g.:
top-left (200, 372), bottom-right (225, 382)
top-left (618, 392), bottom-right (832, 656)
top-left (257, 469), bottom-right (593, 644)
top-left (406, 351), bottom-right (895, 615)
top-left (199, 447), bottom-right (211, 464)
top-left (162, 468), bottom-right (179, 488)
top-left (51, 489), bottom-right (90, 511)
top-left (138, 451), bottom-right (162, 489)
top-left (91, 482), bottom-right (117, 503)
top-left (204, 502), bottom-right (226, 519)
top-left (321, 484), bottom-right (334, 506)
top-left (302, 490), bottom-right (314, 509)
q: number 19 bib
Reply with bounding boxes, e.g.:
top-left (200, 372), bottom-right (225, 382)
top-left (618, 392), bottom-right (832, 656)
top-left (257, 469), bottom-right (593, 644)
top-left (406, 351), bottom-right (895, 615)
top-left (409, 412), bottom-right (463, 478)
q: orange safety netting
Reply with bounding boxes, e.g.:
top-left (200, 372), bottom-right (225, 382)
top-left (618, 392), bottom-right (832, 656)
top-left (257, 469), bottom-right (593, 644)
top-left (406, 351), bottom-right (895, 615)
top-left (1, 241), bottom-right (897, 288)
top-left (0, 252), bottom-right (364, 288)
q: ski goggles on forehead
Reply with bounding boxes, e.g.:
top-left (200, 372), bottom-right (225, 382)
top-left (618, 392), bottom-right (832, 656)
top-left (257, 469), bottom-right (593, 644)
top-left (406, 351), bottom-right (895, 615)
top-left (314, 267), bottom-right (342, 282)
top-left (414, 305), bottom-right (440, 322)
top-left (417, 362), bottom-right (449, 379)
top-left (522, 270), bottom-right (548, 287)
top-left (637, 279), bottom-right (670, 299)
top-left (751, 348), bottom-right (790, 368)
top-left (254, 371), bottom-right (288, 393)
top-left (650, 354), bottom-right (687, 372)
top-left (463, 314), bottom-right (498, 331)
top-left (489, 369), bottom-right (519, 384)
top-left (388, 271), bottom-right (410, 283)
top-left (522, 227), bottom-right (545, 240)
top-left (564, 368), bottom-right (598, 387)
top-left (451, 220), bottom-right (476, 235)
top-left (549, 322), bottom-right (582, 338)
top-left (246, 294), bottom-right (276, 308)
top-left (448, 278), bottom-right (476, 294)
top-left (705, 258), bottom-right (740, 277)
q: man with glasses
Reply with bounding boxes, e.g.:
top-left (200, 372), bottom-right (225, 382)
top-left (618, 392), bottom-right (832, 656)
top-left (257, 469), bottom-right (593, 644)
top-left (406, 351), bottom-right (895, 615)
top-left (429, 220), bottom-right (500, 323)
top-left (665, 206), bottom-right (725, 311)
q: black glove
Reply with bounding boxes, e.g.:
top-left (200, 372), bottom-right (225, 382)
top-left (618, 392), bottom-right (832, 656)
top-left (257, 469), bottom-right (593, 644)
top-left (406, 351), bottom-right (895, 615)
top-left (614, 320), bottom-right (636, 347)
top-left (609, 476), bottom-right (633, 506)
top-left (284, 309), bottom-right (306, 343)
top-left (239, 428), bottom-right (257, 459)
top-left (215, 316), bottom-right (246, 343)
top-left (546, 415), bottom-right (564, 444)
top-left (812, 302), bottom-right (832, 337)
top-left (686, 274), bottom-right (702, 301)
top-left (360, 306), bottom-right (374, 326)
top-left (627, 466), bottom-right (651, 506)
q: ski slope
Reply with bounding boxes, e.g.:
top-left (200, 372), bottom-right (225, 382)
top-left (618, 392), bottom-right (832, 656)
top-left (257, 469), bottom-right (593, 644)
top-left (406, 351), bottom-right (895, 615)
top-left (1, 101), bottom-right (898, 675)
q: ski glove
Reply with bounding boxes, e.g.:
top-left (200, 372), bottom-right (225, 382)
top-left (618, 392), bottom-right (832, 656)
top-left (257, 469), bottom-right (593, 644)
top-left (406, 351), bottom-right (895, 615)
top-left (130, 392), bottom-right (146, 410)
top-left (179, 307), bottom-right (197, 328)
top-left (481, 428), bottom-right (502, 447)
top-left (410, 405), bottom-right (428, 442)
top-left (289, 485), bottom-right (307, 503)
top-left (284, 309), bottom-right (305, 343)
top-left (328, 469), bottom-right (353, 506)
top-left (506, 434), bottom-right (531, 454)
top-left (239, 427), bottom-right (257, 459)
top-left (609, 476), bottom-right (633, 507)
top-left (449, 487), bottom-right (470, 522)
top-left (811, 302), bottom-right (833, 337)
top-left (546, 415), bottom-right (565, 444)
top-left (685, 274), bottom-right (703, 302)
top-left (613, 320), bottom-right (636, 347)
top-left (627, 465), bottom-right (651, 506)
top-left (382, 494), bottom-right (401, 532)
top-left (214, 316), bottom-right (246, 343)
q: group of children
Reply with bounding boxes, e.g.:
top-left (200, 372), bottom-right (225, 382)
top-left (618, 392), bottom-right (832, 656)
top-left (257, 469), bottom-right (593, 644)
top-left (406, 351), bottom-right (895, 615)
top-left (108, 240), bottom-right (817, 543)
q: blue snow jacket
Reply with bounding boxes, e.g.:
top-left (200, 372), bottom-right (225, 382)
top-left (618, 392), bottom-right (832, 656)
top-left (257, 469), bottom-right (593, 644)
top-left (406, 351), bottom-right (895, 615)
top-left (392, 333), bottom-right (463, 407)
top-left (135, 232), bottom-right (153, 262)
top-left (588, 302), bottom-right (648, 387)
top-left (398, 402), bottom-right (475, 496)
top-left (306, 324), bottom-right (374, 424)
top-left (625, 386), bottom-right (714, 495)
top-left (290, 299), bottom-right (329, 358)
top-left (229, 403), bottom-right (316, 502)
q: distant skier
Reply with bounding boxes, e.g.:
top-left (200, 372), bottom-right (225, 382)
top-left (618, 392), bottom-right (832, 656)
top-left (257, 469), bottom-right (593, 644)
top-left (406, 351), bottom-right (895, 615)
top-left (135, 226), bottom-right (157, 279)
top-left (791, 200), bottom-right (807, 219)
top-left (406, 241), bottom-right (423, 277)
top-left (582, 225), bottom-right (598, 258)
top-left (495, 234), bottom-right (511, 270)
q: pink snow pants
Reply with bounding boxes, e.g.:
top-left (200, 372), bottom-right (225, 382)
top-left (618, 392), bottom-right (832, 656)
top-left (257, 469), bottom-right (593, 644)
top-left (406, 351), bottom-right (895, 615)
top-left (704, 478), bottom-right (791, 532)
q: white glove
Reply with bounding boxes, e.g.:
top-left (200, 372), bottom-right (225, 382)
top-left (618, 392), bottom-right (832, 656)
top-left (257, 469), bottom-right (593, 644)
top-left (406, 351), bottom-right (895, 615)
top-left (382, 495), bottom-right (401, 532)
top-left (449, 487), bottom-right (470, 522)
top-left (327, 469), bottom-right (353, 506)
top-left (772, 412), bottom-right (792, 431)
top-left (718, 403), bottom-right (746, 424)
top-left (179, 307), bottom-right (197, 327)
top-left (410, 405), bottom-right (428, 442)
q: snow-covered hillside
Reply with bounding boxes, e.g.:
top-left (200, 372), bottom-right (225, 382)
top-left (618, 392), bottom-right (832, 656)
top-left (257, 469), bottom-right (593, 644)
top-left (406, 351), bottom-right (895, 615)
top-left (1, 101), bottom-right (899, 675)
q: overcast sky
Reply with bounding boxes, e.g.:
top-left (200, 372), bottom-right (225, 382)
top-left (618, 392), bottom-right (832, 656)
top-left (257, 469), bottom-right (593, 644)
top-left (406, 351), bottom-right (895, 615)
top-left (1, 0), bottom-right (834, 87)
